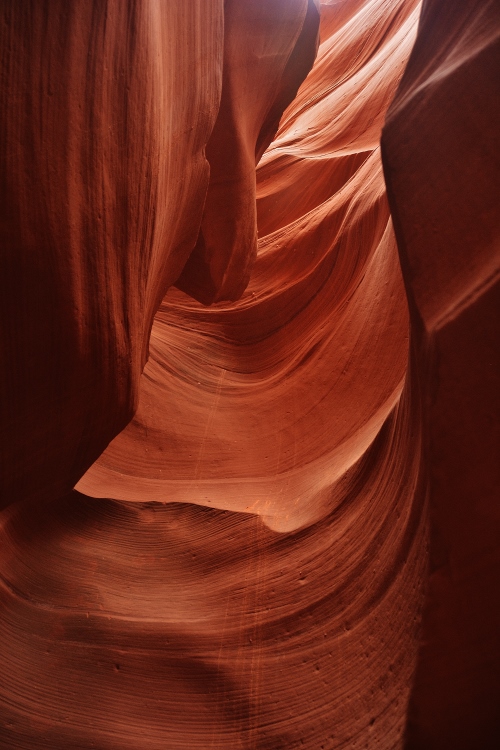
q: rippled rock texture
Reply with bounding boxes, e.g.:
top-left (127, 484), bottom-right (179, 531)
top-left (0, 0), bottom-right (499, 748)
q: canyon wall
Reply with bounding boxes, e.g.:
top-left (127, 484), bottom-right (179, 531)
top-left (0, 0), bottom-right (498, 747)
top-left (382, 0), bottom-right (500, 745)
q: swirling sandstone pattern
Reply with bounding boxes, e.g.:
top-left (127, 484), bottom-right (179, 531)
top-left (0, 1), bottom-right (499, 749)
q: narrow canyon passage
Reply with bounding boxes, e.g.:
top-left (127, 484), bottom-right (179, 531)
top-left (1, 1), bottom-right (499, 748)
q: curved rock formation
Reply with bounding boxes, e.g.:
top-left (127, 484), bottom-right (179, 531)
top-left (0, 0), bottom-right (499, 748)
top-left (78, 0), bottom-right (421, 535)
top-left (382, 0), bottom-right (500, 745)
top-left (176, 0), bottom-right (321, 304)
top-left (0, 0), bottom-right (225, 509)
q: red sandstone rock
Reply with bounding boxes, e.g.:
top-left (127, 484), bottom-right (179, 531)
top-left (78, 0), bottom-right (420, 538)
top-left (0, 0), bottom-right (499, 748)
top-left (382, 0), bottom-right (500, 745)
top-left (0, 0), bottom-right (224, 509)
top-left (176, 0), bottom-right (320, 304)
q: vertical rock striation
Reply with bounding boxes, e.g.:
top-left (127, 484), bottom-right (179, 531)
top-left (0, 0), bottom-right (225, 508)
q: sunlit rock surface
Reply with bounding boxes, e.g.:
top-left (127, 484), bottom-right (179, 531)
top-left (0, 0), bottom-right (499, 748)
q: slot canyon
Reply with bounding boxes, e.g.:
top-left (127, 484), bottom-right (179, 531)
top-left (0, 0), bottom-right (499, 747)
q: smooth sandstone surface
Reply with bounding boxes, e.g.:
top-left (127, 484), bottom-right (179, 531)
top-left (0, 0), bottom-right (499, 748)
top-left (78, 0), bottom-right (421, 536)
top-left (176, 0), bottom-right (321, 304)
top-left (0, 0), bottom-right (225, 508)
top-left (382, 0), bottom-right (500, 745)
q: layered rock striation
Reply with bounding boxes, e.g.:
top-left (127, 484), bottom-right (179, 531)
top-left (0, 0), bottom-right (499, 748)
